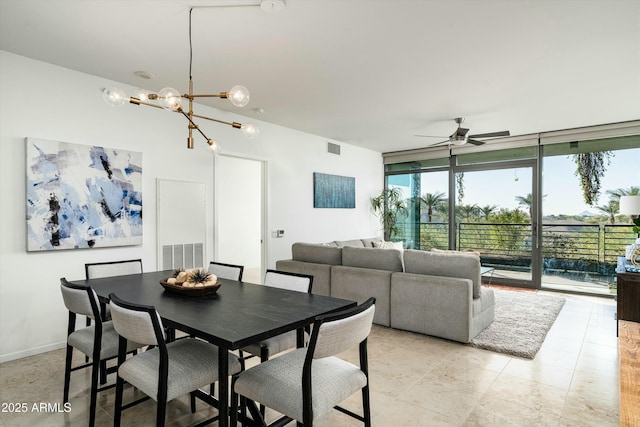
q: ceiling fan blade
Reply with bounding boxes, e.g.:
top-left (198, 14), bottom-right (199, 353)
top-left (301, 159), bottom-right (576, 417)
top-left (425, 139), bottom-right (451, 147)
top-left (468, 130), bottom-right (510, 138)
top-left (467, 138), bottom-right (486, 146)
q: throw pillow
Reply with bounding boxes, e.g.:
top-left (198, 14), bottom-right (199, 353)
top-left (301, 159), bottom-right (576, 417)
top-left (373, 240), bottom-right (404, 251)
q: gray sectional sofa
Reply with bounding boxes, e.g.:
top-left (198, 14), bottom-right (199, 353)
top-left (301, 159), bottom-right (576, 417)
top-left (276, 238), bottom-right (495, 343)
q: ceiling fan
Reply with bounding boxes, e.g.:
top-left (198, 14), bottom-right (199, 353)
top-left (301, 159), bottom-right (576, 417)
top-left (414, 117), bottom-right (510, 146)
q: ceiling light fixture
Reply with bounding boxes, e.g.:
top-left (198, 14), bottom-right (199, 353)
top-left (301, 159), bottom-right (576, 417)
top-left (102, 7), bottom-right (262, 154)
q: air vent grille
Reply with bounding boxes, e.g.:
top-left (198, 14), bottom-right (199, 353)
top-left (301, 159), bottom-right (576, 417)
top-left (327, 142), bottom-right (341, 155)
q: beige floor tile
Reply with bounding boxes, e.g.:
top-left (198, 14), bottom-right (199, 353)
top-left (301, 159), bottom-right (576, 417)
top-left (0, 290), bottom-right (620, 427)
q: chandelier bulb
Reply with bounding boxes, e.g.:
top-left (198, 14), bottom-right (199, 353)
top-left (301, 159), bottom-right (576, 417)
top-left (158, 87), bottom-right (183, 111)
top-left (102, 87), bottom-right (129, 107)
top-left (207, 139), bottom-right (222, 155)
top-left (241, 123), bottom-right (260, 139)
top-left (228, 85), bottom-right (250, 107)
top-left (131, 88), bottom-right (150, 102)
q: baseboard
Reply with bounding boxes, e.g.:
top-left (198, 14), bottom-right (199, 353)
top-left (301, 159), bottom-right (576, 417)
top-left (0, 341), bottom-right (66, 364)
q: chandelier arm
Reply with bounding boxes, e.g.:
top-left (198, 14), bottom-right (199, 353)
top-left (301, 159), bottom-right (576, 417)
top-left (178, 109), bottom-right (210, 141)
top-left (191, 112), bottom-right (242, 128)
top-left (187, 93), bottom-right (228, 99)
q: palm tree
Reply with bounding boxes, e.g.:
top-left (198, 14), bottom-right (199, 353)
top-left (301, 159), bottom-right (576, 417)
top-left (458, 204), bottom-right (478, 222)
top-left (595, 199), bottom-right (618, 224)
top-left (371, 187), bottom-right (408, 240)
top-left (420, 192), bottom-right (447, 223)
top-left (479, 204), bottom-right (499, 220)
top-left (515, 193), bottom-right (533, 219)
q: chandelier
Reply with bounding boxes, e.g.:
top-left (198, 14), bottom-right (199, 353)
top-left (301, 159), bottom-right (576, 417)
top-left (102, 6), bottom-right (263, 154)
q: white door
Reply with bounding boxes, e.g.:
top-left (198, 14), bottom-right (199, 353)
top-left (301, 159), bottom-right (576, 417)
top-left (215, 155), bottom-right (264, 284)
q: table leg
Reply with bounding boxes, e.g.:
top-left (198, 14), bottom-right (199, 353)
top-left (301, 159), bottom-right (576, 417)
top-left (218, 348), bottom-right (229, 427)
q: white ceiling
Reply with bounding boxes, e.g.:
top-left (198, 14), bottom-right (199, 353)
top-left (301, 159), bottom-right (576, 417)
top-left (1, 0), bottom-right (639, 153)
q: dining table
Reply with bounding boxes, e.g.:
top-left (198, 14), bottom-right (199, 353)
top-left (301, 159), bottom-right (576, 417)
top-left (71, 270), bottom-right (357, 427)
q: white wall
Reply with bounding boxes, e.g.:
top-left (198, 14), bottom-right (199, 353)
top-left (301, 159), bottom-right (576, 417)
top-left (0, 51), bottom-right (383, 362)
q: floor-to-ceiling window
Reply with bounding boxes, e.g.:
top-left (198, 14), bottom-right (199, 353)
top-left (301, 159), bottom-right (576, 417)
top-left (383, 121), bottom-right (640, 296)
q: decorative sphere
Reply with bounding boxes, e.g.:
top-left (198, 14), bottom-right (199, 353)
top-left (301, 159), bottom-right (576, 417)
top-left (158, 87), bottom-right (182, 111)
top-left (102, 87), bottom-right (128, 106)
top-left (242, 123), bottom-right (260, 139)
top-left (228, 85), bottom-right (250, 107)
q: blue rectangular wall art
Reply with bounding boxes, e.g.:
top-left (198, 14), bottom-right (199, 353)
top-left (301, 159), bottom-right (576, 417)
top-left (313, 172), bottom-right (355, 209)
top-left (25, 137), bottom-right (143, 251)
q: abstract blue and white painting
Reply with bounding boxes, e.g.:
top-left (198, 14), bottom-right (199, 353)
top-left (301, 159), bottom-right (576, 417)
top-left (26, 137), bottom-right (142, 251)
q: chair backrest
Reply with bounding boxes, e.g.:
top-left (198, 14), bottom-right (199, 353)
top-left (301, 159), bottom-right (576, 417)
top-left (263, 269), bottom-right (313, 293)
top-left (208, 261), bottom-right (244, 281)
top-left (60, 277), bottom-right (101, 320)
top-left (108, 293), bottom-right (164, 347)
top-left (309, 297), bottom-right (375, 359)
top-left (85, 259), bottom-right (143, 279)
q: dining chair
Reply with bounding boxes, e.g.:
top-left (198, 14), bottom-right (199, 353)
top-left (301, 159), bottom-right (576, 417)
top-left (230, 297), bottom-right (376, 427)
top-left (60, 278), bottom-right (143, 427)
top-left (241, 270), bottom-right (314, 363)
top-left (109, 293), bottom-right (243, 427)
top-left (84, 259), bottom-right (143, 323)
top-left (208, 261), bottom-right (244, 281)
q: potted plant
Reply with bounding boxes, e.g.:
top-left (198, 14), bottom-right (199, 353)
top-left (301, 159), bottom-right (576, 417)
top-left (371, 187), bottom-right (407, 241)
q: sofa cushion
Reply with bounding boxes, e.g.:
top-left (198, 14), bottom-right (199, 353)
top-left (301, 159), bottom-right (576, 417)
top-left (291, 243), bottom-right (342, 265)
top-left (342, 246), bottom-right (403, 272)
top-left (431, 248), bottom-right (481, 257)
top-left (403, 249), bottom-right (481, 298)
top-left (334, 239), bottom-right (365, 248)
top-left (360, 237), bottom-right (383, 248)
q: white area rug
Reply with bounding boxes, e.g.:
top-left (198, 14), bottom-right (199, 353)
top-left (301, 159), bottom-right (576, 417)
top-left (470, 289), bottom-right (565, 359)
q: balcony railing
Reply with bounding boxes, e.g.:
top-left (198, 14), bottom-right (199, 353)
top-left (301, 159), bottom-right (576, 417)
top-left (396, 221), bottom-right (636, 284)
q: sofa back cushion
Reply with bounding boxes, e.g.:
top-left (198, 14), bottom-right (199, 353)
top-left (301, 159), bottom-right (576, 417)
top-left (403, 249), bottom-right (481, 298)
top-left (342, 246), bottom-right (403, 272)
top-left (335, 239), bottom-right (365, 248)
top-left (292, 243), bottom-right (342, 265)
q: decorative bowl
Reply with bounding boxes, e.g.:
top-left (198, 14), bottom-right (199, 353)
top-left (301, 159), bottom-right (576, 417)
top-left (159, 279), bottom-right (222, 297)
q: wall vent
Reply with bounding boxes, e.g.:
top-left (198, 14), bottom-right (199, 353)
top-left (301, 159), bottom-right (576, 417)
top-left (161, 243), bottom-right (204, 270)
top-left (327, 142), bottom-right (341, 155)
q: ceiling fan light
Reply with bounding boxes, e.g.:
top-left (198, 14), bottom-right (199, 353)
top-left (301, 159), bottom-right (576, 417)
top-left (452, 137), bottom-right (467, 146)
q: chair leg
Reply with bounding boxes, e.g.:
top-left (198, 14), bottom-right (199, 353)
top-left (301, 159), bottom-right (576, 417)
top-left (190, 391), bottom-right (196, 413)
top-left (99, 360), bottom-right (108, 384)
top-left (114, 375), bottom-right (124, 427)
top-left (63, 345), bottom-right (73, 403)
top-left (156, 400), bottom-right (166, 427)
top-left (362, 385), bottom-right (372, 427)
top-left (230, 377), bottom-right (238, 426)
top-left (89, 357), bottom-right (100, 427)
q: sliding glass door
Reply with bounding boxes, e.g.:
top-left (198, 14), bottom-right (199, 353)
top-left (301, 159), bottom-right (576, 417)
top-left (453, 161), bottom-right (537, 287)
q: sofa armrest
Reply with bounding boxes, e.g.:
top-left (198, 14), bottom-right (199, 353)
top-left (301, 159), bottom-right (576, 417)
top-left (390, 272), bottom-right (474, 343)
top-left (275, 259), bottom-right (332, 296)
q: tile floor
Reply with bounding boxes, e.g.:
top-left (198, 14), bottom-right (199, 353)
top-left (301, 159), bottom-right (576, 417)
top-left (0, 290), bottom-right (619, 427)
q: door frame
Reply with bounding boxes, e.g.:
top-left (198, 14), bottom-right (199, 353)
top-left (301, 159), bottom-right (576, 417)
top-left (451, 158), bottom-right (540, 289)
top-left (213, 153), bottom-right (268, 282)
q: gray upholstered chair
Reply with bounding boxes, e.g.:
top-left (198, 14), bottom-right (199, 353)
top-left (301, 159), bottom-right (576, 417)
top-left (208, 261), bottom-right (244, 281)
top-left (109, 293), bottom-right (242, 427)
top-left (241, 270), bottom-right (314, 363)
top-left (230, 297), bottom-right (375, 427)
top-left (84, 259), bottom-right (143, 324)
top-left (60, 278), bottom-right (142, 427)
top-left (85, 258), bottom-right (143, 280)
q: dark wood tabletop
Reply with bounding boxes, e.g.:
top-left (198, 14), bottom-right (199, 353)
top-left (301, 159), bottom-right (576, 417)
top-left (72, 269), bottom-right (356, 350)
top-left (70, 270), bottom-right (356, 427)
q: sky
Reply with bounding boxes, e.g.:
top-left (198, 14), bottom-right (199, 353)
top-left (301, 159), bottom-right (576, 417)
top-left (417, 147), bottom-right (639, 216)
